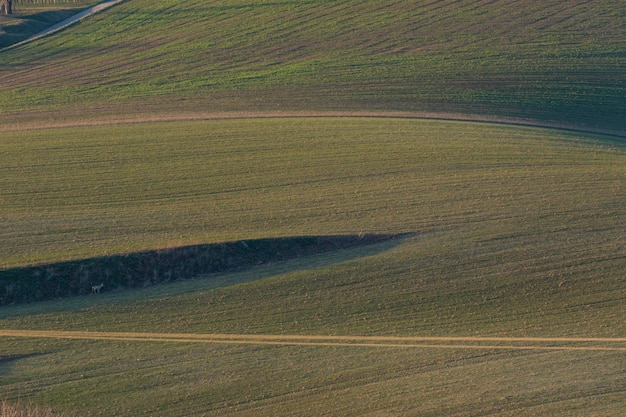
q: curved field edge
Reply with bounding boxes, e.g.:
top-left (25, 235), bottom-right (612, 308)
top-left (0, 0), bottom-right (624, 131)
top-left (1, 117), bottom-right (624, 269)
top-left (0, 0), bottom-right (124, 51)
top-left (0, 0), bottom-right (100, 49)
top-left (2, 111), bottom-right (625, 138)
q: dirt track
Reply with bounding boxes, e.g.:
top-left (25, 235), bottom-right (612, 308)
top-left (1, 0), bottom-right (124, 51)
top-left (2, 330), bottom-right (626, 352)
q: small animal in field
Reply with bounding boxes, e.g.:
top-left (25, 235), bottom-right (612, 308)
top-left (91, 283), bottom-right (104, 294)
top-left (0, 0), bottom-right (13, 16)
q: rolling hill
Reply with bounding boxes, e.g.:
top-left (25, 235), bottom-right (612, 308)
top-left (0, 1), bottom-right (625, 416)
top-left (0, 0), bottom-right (625, 132)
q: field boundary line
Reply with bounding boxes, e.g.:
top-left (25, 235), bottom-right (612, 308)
top-left (1, 0), bottom-right (125, 52)
top-left (2, 330), bottom-right (626, 352)
top-left (1, 111), bottom-right (624, 138)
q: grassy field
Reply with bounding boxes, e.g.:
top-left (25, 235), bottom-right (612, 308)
top-left (1, 118), bottom-right (625, 415)
top-left (1, 0), bottom-right (625, 415)
top-left (0, 0), bottom-right (624, 132)
top-left (1, 118), bottom-right (624, 269)
top-left (1, 335), bottom-right (624, 416)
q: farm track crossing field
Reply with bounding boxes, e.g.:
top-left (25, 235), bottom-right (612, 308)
top-left (0, 0), bottom-right (123, 50)
top-left (3, 330), bottom-right (626, 352)
top-left (1, 0), bottom-right (625, 415)
top-left (0, 0), bottom-right (100, 49)
top-left (1, 328), bottom-right (625, 416)
top-left (1, 117), bottom-right (625, 415)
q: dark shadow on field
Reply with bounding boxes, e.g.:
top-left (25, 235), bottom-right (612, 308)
top-left (0, 234), bottom-right (412, 306)
top-left (0, 9), bottom-right (82, 48)
top-left (0, 353), bottom-right (51, 387)
top-left (0, 353), bottom-right (42, 365)
top-left (0, 352), bottom-right (46, 376)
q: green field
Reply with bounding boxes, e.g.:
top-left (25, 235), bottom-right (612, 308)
top-left (1, 118), bottom-right (625, 415)
top-left (1, 0), bottom-right (625, 416)
top-left (1, 0), bottom-right (625, 132)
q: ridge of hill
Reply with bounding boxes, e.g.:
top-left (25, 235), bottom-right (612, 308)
top-left (0, 0), bottom-right (624, 131)
top-left (1, 2), bottom-right (625, 415)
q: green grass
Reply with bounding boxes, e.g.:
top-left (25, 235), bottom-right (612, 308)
top-left (2, 337), bottom-right (624, 416)
top-left (0, 0), bottom-right (624, 131)
top-left (1, 118), bottom-right (624, 268)
top-left (1, 0), bottom-right (625, 415)
top-left (1, 118), bottom-right (625, 415)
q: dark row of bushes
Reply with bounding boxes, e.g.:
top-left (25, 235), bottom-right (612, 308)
top-left (0, 235), bottom-right (396, 305)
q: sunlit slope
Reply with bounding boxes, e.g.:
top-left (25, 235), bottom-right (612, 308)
top-left (0, 0), bottom-right (624, 131)
top-left (1, 119), bottom-right (625, 415)
top-left (1, 118), bottom-right (624, 281)
top-left (1, 116), bottom-right (625, 415)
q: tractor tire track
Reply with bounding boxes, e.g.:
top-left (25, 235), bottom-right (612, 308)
top-left (1, 330), bottom-right (626, 352)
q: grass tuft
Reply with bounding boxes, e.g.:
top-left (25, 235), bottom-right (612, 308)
top-left (0, 401), bottom-right (76, 417)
